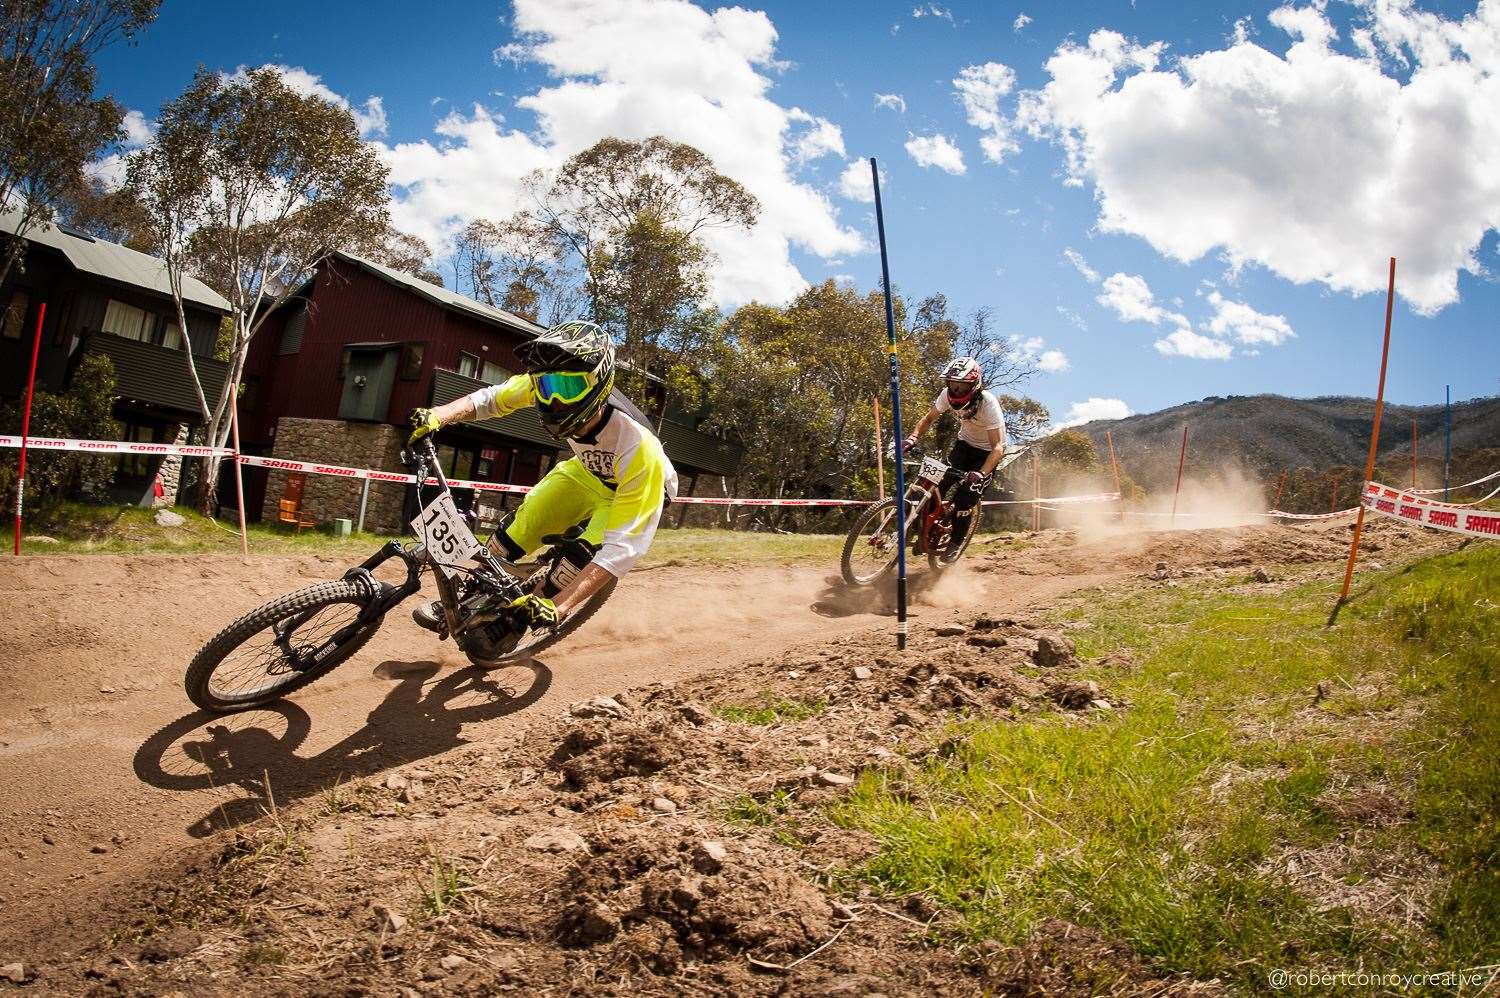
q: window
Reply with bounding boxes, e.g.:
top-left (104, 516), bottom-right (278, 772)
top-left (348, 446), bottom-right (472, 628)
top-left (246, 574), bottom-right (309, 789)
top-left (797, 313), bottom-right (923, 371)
top-left (102, 299), bottom-right (151, 341)
top-left (160, 322), bottom-right (184, 351)
top-left (400, 342), bottom-right (425, 380)
top-left (117, 421), bottom-right (160, 480)
top-left (456, 352), bottom-right (479, 379)
top-left (480, 360), bottom-right (508, 384)
top-left (2, 290), bottom-right (27, 340)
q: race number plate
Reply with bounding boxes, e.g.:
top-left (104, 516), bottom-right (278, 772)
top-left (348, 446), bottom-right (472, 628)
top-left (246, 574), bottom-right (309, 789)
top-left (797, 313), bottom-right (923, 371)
top-left (411, 494), bottom-right (483, 578)
top-left (918, 456), bottom-right (948, 483)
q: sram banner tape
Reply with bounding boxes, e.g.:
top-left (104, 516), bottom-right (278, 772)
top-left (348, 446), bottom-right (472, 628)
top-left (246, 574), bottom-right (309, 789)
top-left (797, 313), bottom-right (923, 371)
top-left (0, 435), bottom-right (233, 457)
top-left (1362, 480), bottom-right (1500, 539)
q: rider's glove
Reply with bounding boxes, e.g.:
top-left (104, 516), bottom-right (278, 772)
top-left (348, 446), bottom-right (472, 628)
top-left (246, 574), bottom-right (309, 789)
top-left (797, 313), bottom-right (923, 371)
top-left (407, 407), bottom-right (442, 445)
top-left (904, 434), bottom-right (919, 452)
top-left (507, 592), bottom-right (558, 629)
top-left (963, 470), bottom-right (991, 492)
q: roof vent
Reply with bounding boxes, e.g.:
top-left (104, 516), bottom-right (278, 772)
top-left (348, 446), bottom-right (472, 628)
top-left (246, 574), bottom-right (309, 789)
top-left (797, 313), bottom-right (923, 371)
top-left (56, 223), bottom-right (97, 243)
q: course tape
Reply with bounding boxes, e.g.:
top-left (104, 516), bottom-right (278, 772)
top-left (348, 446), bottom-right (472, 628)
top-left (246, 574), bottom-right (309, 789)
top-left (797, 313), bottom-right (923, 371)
top-left (1362, 480), bottom-right (1500, 539)
top-left (1407, 468), bottom-right (1500, 496)
top-left (0, 435), bottom-right (233, 458)
top-left (1265, 506), bottom-right (1361, 520)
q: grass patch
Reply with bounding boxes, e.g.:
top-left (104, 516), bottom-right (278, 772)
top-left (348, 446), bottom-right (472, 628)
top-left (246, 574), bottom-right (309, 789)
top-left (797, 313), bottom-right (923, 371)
top-left (415, 854), bottom-right (476, 919)
top-left (19, 500), bottom-right (381, 557)
top-left (715, 697), bottom-right (827, 726)
top-left (832, 545), bottom-right (1499, 989)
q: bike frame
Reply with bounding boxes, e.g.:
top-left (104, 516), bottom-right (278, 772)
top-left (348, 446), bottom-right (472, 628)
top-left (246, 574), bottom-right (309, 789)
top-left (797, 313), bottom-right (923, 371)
top-left (326, 437), bottom-right (523, 642)
top-left (871, 450), bottom-right (952, 556)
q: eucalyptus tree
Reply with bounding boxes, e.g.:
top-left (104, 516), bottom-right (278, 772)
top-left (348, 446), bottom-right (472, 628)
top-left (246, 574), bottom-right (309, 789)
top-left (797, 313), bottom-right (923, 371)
top-left (0, 0), bottom-right (160, 284)
top-left (129, 66), bottom-right (389, 508)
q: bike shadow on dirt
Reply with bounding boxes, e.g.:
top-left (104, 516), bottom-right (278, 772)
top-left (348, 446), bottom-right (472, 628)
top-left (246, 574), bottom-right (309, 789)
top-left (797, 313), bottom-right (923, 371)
top-left (810, 570), bottom-right (948, 619)
top-left (132, 658), bottom-right (551, 838)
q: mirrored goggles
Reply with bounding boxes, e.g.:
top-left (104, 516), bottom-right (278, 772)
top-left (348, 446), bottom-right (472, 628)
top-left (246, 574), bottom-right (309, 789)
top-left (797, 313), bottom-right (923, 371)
top-left (532, 371), bottom-right (596, 405)
top-left (946, 378), bottom-right (977, 396)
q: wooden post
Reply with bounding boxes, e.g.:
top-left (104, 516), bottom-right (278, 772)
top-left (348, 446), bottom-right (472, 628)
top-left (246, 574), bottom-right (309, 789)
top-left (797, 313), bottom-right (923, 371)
top-left (1170, 424), bottom-right (1189, 527)
top-left (229, 382), bottom-right (249, 557)
top-left (872, 396), bottom-right (885, 500)
top-left (13, 302), bottom-right (46, 556)
top-left (1272, 470), bottom-right (1287, 512)
top-left (1105, 430), bottom-right (1124, 523)
top-left (1332, 257), bottom-right (1397, 623)
top-left (1410, 417), bottom-right (1417, 489)
top-left (1329, 469), bottom-right (1344, 513)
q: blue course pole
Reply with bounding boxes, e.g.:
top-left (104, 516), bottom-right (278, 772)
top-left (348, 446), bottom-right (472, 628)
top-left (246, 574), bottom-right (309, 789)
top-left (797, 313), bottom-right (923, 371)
top-left (871, 157), bottom-right (907, 650)
top-left (1444, 384), bottom-right (1451, 501)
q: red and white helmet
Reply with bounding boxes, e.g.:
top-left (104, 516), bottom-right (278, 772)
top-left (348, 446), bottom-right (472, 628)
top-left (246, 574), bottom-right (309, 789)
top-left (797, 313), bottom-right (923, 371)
top-left (942, 357), bottom-right (983, 409)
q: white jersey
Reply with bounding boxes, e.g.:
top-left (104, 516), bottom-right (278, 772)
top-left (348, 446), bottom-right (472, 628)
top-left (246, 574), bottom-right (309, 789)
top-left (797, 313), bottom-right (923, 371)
top-left (934, 388), bottom-right (1007, 451)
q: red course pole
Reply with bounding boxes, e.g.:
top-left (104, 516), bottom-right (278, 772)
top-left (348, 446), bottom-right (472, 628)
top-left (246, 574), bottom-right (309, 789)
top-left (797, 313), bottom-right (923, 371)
top-left (1272, 470), bottom-right (1287, 512)
top-left (1170, 424), bottom-right (1189, 527)
top-left (13, 302), bottom-right (46, 556)
top-left (1332, 257), bottom-right (1397, 622)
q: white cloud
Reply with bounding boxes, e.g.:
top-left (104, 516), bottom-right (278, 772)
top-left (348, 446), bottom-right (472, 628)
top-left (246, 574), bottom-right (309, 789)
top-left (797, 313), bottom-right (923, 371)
top-left (227, 64), bottom-right (389, 138)
top-left (1013, 13), bottom-right (1032, 33)
top-left (1063, 247), bottom-right (1099, 283)
top-left (377, 0), bottom-right (865, 309)
top-left (912, 4), bottom-right (954, 24)
top-left (787, 108), bottom-right (845, 163)
top-left (904, 133), bottom-right (966, 174)
top-left (1057, 397), bottom-right (1133, 428)
top-left (953, 62), bottom-right (1018, 162)
top-left (1016, 5), bottom-right (1500, 313)
top-left (838, 159), bottom-right (880, 202)
top-left (873, 92), bottom-right (906, 113)
top-left (1154, 326), bottom-right (1234, 360)
top-left (1006, 334), bottom-right (1070, 373)
top-left (120, 109), bottom-right (154, 148)
top-left (1096, 272), bottom-right (1186, 326)
top-left (1204, 290), bottom-right (1295, 346)
top-left (1056, 305), bottom-right (1088, 331)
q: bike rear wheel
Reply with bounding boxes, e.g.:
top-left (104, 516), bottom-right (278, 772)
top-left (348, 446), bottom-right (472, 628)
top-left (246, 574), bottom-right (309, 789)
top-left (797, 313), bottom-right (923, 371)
top-left (841, 496), bottom-right (905, 586)
top-left (185, 580), bottom-right (384, 713)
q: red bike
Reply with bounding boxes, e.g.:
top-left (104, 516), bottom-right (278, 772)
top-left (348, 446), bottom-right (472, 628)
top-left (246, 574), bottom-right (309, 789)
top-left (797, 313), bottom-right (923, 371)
top-left (840, 445), bottom-right (975, 585)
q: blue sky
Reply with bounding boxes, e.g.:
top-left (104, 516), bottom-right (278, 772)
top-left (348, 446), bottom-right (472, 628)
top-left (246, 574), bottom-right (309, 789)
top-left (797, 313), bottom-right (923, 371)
top-left (95, 0), bottom-right (1499, 426)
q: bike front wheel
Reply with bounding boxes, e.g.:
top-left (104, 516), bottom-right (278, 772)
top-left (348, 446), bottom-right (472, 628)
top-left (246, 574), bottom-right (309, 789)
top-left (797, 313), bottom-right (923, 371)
top-left (841, 496), bottom-right (908, 586)
top-left (185, 580), bottom-right (384, 713)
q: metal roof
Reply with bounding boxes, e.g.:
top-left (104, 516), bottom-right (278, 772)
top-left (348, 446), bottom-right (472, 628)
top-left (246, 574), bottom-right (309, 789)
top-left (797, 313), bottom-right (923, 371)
top-left (1, 207), bottom-right (232, 313)
top-left (333, 251), bottom-right (547, 338)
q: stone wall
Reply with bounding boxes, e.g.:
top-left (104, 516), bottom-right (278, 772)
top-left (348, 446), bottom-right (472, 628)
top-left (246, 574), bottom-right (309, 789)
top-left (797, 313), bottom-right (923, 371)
top-left (259, 417), bottom-right (407, 533)
top-left (153, 423), bottom-right (189, 508)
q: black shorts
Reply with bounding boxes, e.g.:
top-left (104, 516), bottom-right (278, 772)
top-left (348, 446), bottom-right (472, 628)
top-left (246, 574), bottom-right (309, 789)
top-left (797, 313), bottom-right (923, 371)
top-left (940, 440), bottom-right (990, 500)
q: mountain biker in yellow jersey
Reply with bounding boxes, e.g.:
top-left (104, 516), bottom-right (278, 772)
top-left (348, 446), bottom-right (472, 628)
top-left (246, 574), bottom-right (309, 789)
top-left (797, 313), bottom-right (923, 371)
top-left (405, 320), bottom-right (677, 633)
top-left (902, 357), bottom-right (1007, 556)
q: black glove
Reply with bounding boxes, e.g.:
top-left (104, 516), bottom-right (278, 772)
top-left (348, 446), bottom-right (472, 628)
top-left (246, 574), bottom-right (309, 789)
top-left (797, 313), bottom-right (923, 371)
top-left (963, 470), bottom-right (991, 492)
top-left (408, 407), bottom-right (442, 445)
top-left (904, 434), bottom-right (919, 451)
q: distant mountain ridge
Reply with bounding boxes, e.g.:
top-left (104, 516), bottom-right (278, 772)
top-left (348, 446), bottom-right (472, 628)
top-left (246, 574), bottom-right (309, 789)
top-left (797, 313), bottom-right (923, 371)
top-left (1073, 394), bottom-right (1500, 487)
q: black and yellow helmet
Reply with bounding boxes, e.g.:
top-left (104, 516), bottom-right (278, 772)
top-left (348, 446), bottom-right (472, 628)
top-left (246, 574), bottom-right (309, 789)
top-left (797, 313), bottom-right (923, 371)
top-left (515, 320), bottom-right (616, 439)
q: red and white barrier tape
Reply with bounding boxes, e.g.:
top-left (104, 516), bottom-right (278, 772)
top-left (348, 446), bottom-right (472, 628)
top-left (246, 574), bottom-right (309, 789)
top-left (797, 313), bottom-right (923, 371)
top-left (1362, 480), bottom-right (1500, 539)
top-left (0, 434), bottom-right (233, 458)
top-left (1265, 506), bottom-right (1361, 520)
top-left (983, 491), bottom-right (1121, 507)
top-left (1408, 468), bottom-right (1500, 495)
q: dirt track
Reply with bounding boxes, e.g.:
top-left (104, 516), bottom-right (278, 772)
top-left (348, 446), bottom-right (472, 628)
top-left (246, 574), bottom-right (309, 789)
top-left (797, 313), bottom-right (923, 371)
top-left (0, 540), bottom-right (1114, 953)
top-left (0, 516), bottom-right (1447, 960)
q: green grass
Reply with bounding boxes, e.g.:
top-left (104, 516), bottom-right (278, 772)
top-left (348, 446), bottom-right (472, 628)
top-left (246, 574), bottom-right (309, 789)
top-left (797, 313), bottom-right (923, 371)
top-left (715, 697), bottom-right (827, 726)
top-left (415, 854), bottom-right (476, 919)
top-left (830, 545), bottom-right (1500, 989)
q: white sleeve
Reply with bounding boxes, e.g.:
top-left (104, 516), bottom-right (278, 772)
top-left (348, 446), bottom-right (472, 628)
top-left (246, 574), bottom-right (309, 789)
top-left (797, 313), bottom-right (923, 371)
top-left (933, 389), bottom-right (952, 414)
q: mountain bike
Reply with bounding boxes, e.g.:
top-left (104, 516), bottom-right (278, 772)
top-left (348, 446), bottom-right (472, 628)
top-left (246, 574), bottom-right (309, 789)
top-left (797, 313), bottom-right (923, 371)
top-left (184, 435), bottom-right (615, 714)
top-left (839, 445), bottom-right (977, 586)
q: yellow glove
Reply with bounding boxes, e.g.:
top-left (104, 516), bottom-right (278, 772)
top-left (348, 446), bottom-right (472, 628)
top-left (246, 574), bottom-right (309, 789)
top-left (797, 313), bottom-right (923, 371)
top-left (407, 407), bottom-right (442, 445)
top-left (507, 592), bottom-right (558, 629)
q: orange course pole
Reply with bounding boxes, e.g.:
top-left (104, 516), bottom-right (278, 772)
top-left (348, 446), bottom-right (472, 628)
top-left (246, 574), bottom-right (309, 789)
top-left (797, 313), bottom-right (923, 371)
top-left (1106, 430), bottom-right (1124, 523)
top-left (229, 382), bottom-right (250, 557)
top-left (1333, 257), bottom-right (1397, 621)
top-left (1411, 417), bottom-right (1417, 489)
top-left (872, 397), bottom-right (885, 500)
top-left (1170, 424), bottom-right (1189, 527)
top-left (1031, 452), bottom-right (1040, 532)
